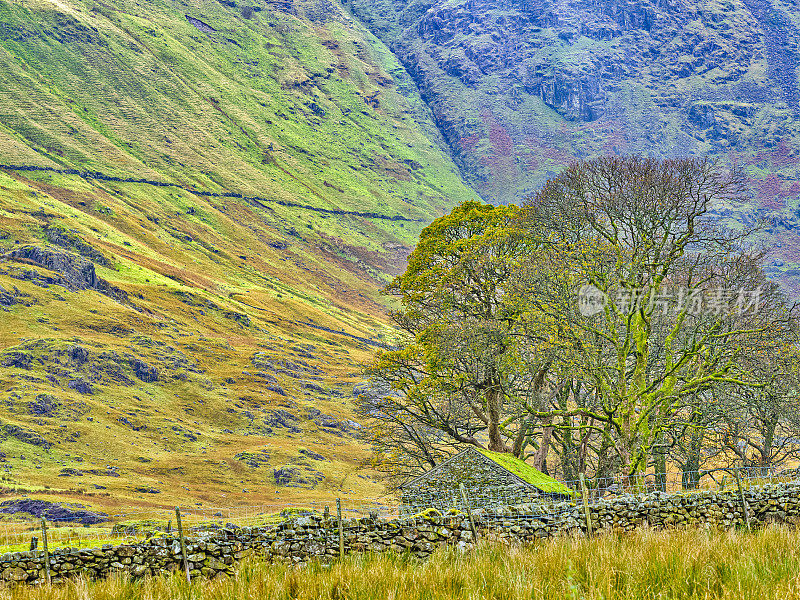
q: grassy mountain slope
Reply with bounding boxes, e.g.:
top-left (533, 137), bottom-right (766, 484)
top-left (0, 0), bottom-right (479, 514)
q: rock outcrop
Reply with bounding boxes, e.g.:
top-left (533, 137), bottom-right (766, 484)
top-left (0, 499), bottom-right (109, 525)
top-left (348, 0), bottom-right (800, 208)
top-left (3, 247), bottom-right (127, 303)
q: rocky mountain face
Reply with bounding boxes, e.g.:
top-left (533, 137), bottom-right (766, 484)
top-left (347, 0), bottom-right (800, 292)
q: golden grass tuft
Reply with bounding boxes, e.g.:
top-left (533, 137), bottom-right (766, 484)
top-left (3, 526), bottom-right (800, 599)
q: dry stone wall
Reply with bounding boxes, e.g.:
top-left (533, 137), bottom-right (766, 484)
top-left (2, 482), bottom-right (800, 586)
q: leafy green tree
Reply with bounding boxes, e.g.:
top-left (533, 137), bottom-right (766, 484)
top-left (360, 201), bottom-right (563, 482)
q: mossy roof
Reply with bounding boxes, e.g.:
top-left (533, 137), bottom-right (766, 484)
top-left (475, 448), bottom-right (575, 495)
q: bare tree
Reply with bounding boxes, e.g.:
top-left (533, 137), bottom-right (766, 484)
top-left (519, 156), bottom-right (773, 476)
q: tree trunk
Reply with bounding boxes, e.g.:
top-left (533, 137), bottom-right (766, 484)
top-left (533, 417), bottom-right (553, 471)
top-left (512, 415), bottom-right (533, 458)
top-left (681, 452), bottom-right (700, 489)
top-left (759, 414), bottom-right (778, 475)
top-left (559, 423), bottom-right (577, 482)
top-left (652, 444), bottom-right (666, 492)
top-left (485, 385), bottom-right (508, 452)
top-left (595, 422), bottom-right (617, 486)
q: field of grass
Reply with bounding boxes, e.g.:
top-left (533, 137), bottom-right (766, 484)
top-left (2, 528), bottom-right (800, 599)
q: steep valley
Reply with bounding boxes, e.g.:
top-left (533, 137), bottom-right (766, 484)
top-left (1, 0), bottom-right (800, 519)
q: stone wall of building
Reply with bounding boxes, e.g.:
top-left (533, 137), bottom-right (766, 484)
top-left (2, 482), bottom-right (800, 586)
top-left (401, 448), bottom-right (541, 511)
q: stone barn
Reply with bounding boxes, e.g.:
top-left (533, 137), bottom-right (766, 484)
top-left (400, 447), bottom-right (574, 513)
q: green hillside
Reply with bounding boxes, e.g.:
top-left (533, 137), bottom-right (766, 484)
top-left (0, 0), bottom-right (478, 513)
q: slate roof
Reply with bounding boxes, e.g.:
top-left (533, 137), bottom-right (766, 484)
top-left (401, 446), bottom-right (574, 496)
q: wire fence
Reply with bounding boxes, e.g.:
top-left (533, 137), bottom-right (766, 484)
top-left (1, 465), bottom-right (796, 555)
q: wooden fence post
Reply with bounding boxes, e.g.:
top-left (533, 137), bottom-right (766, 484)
top-left (336, 498), bottom-right (344, 559)
top-left (459, 484), bottom-right (478, 542)
top-left (579, 474), bottom-right (593, 537)
top-left (734, 468), bottom-right (751, 532)
top-left (175, 507), bottom-right (191, 583)
top-left (41, 517), bottom-right (50, 585)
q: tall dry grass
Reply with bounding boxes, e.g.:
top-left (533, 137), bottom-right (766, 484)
top-left (2, 526), bottom-right (800, 600)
